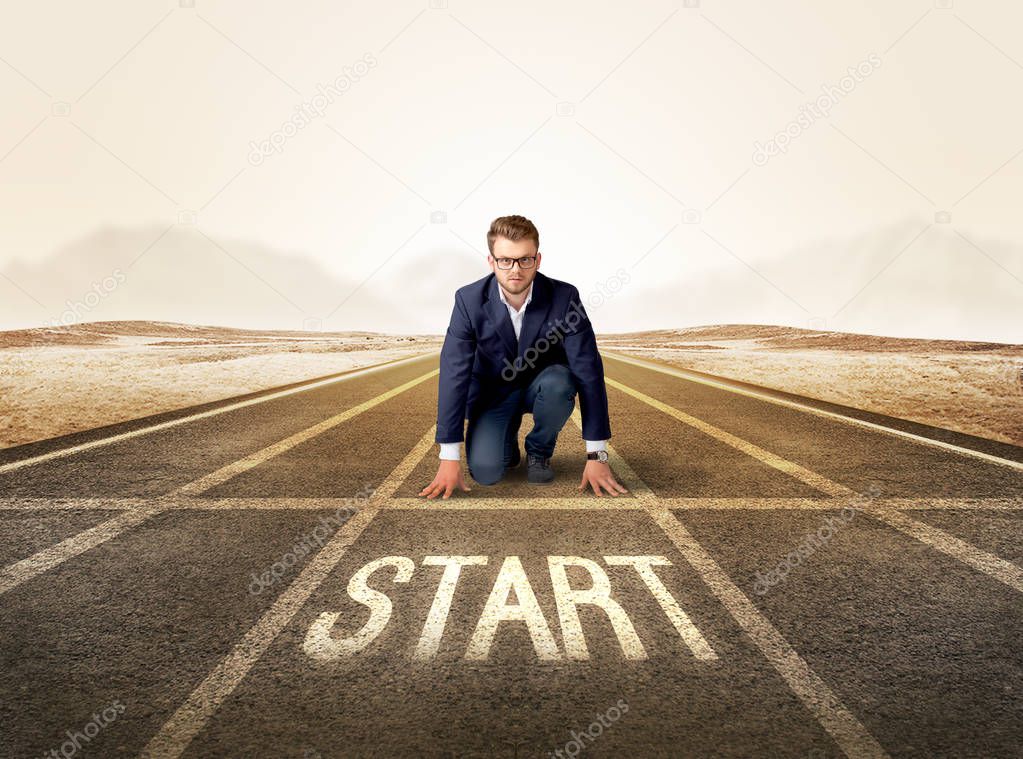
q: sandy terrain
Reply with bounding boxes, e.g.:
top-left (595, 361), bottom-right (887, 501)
top-left (2, 321), bottom-right (1019, 451)
top-left (601, 325), bottom-right (1023, 447)
top-left (0, 321), bottom-right (442, 449)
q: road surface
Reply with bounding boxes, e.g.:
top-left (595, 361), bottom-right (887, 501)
top-left (0, 350), bottom-right (1021, 759)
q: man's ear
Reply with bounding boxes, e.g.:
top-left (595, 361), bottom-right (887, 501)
top-left (535, 251), bottom-right (541, 269)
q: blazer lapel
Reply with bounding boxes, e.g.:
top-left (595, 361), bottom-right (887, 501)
top-left (516, 272), bottom-right (553, 360)
top-left (485, 275), bottom-right (519, 358)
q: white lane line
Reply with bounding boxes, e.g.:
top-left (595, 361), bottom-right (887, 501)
top-left (353, 495), bottom-right (1023, 512)
top-left (387, 496), bottom-right (645, 510)
top-left (572, 413), bottom-right (890, 758)
top-left (600, 384), bottom-right (1023, 595)
top-left (175, 369), bottom-right (438, 496)
top-left (1, 496), bottom-right (1020, 512)
top-left (0, 369), bottom-right (437, 596)
top-left (0, 498), bottom-right (141, 510)
top-left (605, 377), bottom-right (849, 496)
top-left (647, 505), bottom-right (889, 759)
top-left (0, 351), bottom-right (438, 475)
top-left (879, 497), bottom-right (1023, 511)
top-left (658, 497), bottom-right (1023, 511)
top-left (868, 507), bottom-right (1023, 594)
top-left (604, 350), bottom-right (1023, 473)
top-left (0, 506), bottom-right (163, 595)
top-left (141, 426), bottom-right (438, 759)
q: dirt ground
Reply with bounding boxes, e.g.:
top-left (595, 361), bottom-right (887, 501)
top-left (0, 321), bottom-right (441, 449)
top-left (2, 321), bottom-right (1019, 450)
top-left (601, 325), bottom-right (1023, 447)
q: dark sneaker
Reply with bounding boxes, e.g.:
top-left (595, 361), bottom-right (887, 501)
top-left (527, 453), bottom-right (555, 484)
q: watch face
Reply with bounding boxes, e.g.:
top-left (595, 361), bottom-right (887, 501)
top-left (597, 450), bottom-right (608, 462)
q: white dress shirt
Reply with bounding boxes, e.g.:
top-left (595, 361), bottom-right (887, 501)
top-left (439, 281), bottom-right (608, 460)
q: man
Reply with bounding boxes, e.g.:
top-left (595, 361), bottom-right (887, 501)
top-left (419, 215), bottom-right (628, 500)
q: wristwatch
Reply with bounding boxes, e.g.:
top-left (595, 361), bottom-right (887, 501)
top-left (586, 450), bottom-right (609, 463)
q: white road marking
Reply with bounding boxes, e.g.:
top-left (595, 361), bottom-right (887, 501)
top-left (647, 504), bottom-right (889, 759)
top-left (303, 556), bottom-right (415, 661)
top-left (604, 350), bottom-right (1023, 473)
top-left (0, 505), bottom-right (163, 595)
top-left (0, 351), bottom-right (437, 475)
top-left (390, 495), bottom-right (645, 509)
top-left (140, 425), bottom-right (437, 759)
top-left (414, 556), bottom-right (489, 661)
top-left (0, 369), bottom-right (437, 597)
top-left (604, 555), bottom-right (718, 661)
top-left (869, 507), bottom-right (1023, 594)
top-left (871, 498), bottom-right (1023, 511)
top-left (573, 412), bottom-right (891, 758)
top-left (175, 369), bottom-right (438, 496)
top-left (585, 387), bottom-right (1023, 595)
top-left (548, 555), bottom-right (647, 660)
top-left (305, 554), bottom-right (713, 662)
top-left (0, 498), bottom-right (141, 510)
top-left (605, 377), bottom-right (848, 496)
top-left (2, 496), bottom-right (1020, 511)
top-left (177, 496), bottom-right (1023, 512)
top-left (464, 556), bottom-right (562, 662)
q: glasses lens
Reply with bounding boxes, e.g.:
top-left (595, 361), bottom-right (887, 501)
top-left (496, 258), bottom-right (512, 269)
top-left (518, 257), bottom-right (535, 268)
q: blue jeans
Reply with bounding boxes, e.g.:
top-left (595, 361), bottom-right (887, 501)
top-left (466, 363), bottom-right (577, 486)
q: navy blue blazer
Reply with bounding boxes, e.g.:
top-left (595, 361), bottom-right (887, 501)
top-left (435, 271), bottom-right (612, 444)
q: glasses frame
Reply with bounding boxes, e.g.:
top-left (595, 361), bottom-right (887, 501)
top-left (492, 255), bottom-right (538, 270)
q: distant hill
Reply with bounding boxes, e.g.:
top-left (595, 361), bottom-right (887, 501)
top-left (2, 217), bottom-right (1021, 343)
top-left (600, 324), bottom-right (1023, 354)
top-left (0, 320), bottom-right (442, 349)
top-left (4, 319), bottom-right (1019, 355)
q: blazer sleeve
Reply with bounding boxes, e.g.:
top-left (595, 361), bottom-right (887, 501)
top-left (561, 286), bottom-right (612, 441)
top-left (436, 290), bottom-right (477, 444)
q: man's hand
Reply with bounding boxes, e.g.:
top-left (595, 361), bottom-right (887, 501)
top-left (578, 460), bottom-right (629, 497)
top-left (419, 459), bottom-right (472, 500)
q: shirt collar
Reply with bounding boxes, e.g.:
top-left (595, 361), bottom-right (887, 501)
top-left (497, 280), bottom-right (533, 312)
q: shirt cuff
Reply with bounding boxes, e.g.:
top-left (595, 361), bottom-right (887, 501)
top-left (439, 442), bottom-right (462, 461)
top-left (584, 439), bottom-right (607, 453)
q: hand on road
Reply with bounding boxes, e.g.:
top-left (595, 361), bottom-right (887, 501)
top-left (578, 460), bottom-right (629, 497)
top-left (419, 459), bottom-right (472, 499)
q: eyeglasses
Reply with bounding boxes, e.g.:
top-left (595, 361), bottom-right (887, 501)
top-left (493, 255), bottom-right (537, 270)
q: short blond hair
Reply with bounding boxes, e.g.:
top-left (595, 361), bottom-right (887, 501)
top-left (487, 215), bottom-right (539, 255)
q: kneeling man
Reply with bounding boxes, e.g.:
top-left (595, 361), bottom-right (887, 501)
top-left (419, 215), bottom-right (627, 499)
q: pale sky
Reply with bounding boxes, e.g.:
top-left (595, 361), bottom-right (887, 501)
top-left (1, 0), bottom-right (1021, 342)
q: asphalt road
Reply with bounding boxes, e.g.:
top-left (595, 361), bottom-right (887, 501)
top-left (0, 350), bottom-right (1021, 759)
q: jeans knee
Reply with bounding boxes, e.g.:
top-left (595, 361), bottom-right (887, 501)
top-left (539, 365), bottom-right (576, 402)
top-left (468, 459), bottom-right (504, 486)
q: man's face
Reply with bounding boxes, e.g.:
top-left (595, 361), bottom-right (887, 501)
top-left (488, 236), bottom-right (541, 296)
